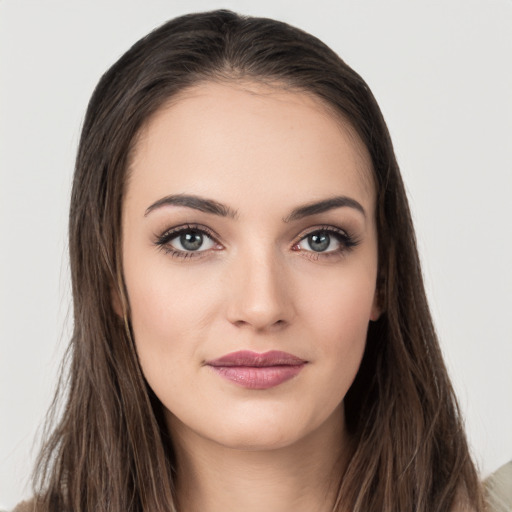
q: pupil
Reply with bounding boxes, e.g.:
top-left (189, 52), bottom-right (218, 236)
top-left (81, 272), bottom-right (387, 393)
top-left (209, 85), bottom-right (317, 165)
top-left (308, 232), bottom-right (330, 252)
top-left (180, 231), bottom-right (203, 251)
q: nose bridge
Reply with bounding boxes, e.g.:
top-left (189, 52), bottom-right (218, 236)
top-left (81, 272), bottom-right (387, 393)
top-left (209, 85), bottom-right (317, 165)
top-left (227, 242), bottom-right (293, 330)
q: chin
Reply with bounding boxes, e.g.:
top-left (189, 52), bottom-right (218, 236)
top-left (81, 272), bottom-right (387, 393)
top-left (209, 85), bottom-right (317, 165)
top-left (166, 399), bottom-right (345, 455)
top-left (211, 424), bottom-right (305, 452)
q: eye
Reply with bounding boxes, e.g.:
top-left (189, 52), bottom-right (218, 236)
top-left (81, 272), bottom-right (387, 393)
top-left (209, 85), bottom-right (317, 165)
top-left (171, 229), bottom-right (215, 252)
top-left (155, 225), bottom-right (221, 258)
top-left (293, 227), bottom-right (358, 255)
top-left (304, 231), bottom-right (336, 252)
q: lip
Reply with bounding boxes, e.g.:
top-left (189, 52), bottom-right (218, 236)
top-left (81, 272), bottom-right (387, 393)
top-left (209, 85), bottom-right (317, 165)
top-left (205, 350), bottom-right (307, 390)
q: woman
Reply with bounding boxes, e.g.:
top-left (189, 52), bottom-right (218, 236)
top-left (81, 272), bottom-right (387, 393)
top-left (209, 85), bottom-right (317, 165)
top-left (22, 9), bottom-right (483, 512)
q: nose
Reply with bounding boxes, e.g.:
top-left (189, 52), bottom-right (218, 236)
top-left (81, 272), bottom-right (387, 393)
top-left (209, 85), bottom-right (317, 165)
top-left (226, 248), bottom-right (295, 331)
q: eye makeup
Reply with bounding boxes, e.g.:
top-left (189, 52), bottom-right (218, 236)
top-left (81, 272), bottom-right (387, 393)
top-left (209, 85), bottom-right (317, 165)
top-left (154, 223), bottom-right (223, 259)
top-left (153, 222), bottom-right (360, 262)
top-left (291, 224), bottom-right (360, 261)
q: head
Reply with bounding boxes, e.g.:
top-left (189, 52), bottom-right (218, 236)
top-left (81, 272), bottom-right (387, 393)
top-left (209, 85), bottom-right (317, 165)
top-left (40, 9), bottom-right (480, 512)
top-left (72, 5), bottom-right (403, 433)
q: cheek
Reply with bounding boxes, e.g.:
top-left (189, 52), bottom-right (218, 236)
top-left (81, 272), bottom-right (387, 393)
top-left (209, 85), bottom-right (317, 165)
top-left (126, 251), bottom-right (220, 333)
top-left (124, 257), bottom-right (227, 386)
top-left (296, 266), bottom-right (376, 389)
top-left (299, 263), bottom-right (376, 341)
top-left (126, 272), bottom-right (207, 413)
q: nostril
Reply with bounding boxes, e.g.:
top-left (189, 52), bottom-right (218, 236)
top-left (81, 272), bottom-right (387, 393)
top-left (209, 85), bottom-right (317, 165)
top-left (231, 318), bottom-right (287, 330)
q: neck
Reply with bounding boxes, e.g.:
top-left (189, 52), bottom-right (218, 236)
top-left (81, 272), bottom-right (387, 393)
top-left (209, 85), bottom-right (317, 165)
top-left (169, 407), bottom-right (351, 512)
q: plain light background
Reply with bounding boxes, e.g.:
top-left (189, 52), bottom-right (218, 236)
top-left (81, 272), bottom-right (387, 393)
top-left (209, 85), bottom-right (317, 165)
top-left (1, 0), bottom-right (511, 508)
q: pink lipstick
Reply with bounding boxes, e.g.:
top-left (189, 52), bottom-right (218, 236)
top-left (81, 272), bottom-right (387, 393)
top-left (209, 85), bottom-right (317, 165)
top-left (205, 350), bottom-right (306, 389)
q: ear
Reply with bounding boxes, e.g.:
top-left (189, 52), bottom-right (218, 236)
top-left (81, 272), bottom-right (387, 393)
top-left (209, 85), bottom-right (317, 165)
top-left (370, 294), bottom-right (382, 322)
top-left (111, 285), bottom-right (124, 318)
top-left (370, 277), bottom-right (384, 321)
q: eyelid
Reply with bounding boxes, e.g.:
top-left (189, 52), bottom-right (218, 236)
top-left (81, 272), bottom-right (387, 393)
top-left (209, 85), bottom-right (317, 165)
top-left (291, 224), bottom-right (359, 256)
top-left (154, 223), bottom-right (223, 257)
top-left (155, 223), bottom-right (219, 242)
top-left (293, 224), bottom-right (351, 244)
top-left (153, 223), bottom-right (358, 260)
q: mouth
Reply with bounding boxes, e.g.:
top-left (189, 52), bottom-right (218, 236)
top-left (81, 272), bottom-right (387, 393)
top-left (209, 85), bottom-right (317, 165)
top-left (205, 350), bottom-right (307, 390)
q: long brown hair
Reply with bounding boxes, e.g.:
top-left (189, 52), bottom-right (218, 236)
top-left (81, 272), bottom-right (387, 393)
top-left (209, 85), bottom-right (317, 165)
top-left (32, 10), bottom-right (483, 511)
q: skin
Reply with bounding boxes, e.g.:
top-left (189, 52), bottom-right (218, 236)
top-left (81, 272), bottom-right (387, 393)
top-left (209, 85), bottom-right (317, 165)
top-left (122, 81), bottom-right (381, 512)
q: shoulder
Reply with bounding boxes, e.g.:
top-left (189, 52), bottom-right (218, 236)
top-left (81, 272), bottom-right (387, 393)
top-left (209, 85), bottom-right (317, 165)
top-left (12, 501), bottom-right (34, 512)
top-left (484, 460), bottom-right (512, 512)
top-left (11, 500), bottom-right (37, 512)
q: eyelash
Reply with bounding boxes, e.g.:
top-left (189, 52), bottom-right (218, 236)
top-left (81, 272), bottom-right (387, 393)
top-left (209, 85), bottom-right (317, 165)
top-left (154, 223), bottom-right (359, 260)
top-left (292, 225), bottom-right (359, 261)
top-left (154, 224), bottom-right (220, 259)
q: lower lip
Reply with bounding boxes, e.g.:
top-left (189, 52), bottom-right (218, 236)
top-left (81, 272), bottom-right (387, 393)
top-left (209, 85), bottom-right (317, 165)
top-left (208, 365), bottom-right (305, 389)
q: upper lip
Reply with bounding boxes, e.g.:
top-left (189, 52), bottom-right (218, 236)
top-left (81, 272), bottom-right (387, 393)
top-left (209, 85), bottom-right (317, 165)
top-left (206, 350), bottom-right (306, 367)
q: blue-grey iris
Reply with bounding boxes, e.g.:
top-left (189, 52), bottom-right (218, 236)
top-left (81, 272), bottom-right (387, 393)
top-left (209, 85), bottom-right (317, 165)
top-left (308, 232), bottom-right (330, 252)
top-left (180, 231), bottom-right (203, 251)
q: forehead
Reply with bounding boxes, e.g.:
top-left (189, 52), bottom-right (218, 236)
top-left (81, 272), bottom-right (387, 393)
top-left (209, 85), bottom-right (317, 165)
top-left (127, 81), bottom-right (375, 215)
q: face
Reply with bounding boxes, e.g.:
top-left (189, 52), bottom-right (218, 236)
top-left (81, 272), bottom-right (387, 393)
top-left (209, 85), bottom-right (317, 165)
top-left (122, 81), bottom-right (380, 452)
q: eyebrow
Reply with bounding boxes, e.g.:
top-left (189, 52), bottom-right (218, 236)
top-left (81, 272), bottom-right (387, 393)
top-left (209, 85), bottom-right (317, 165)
top-left (145, 193), bottom-right (365, 221)
top-left (283, 196), bottom-right (366, 222)
top-left (145, 194), bottom-right (238, 218)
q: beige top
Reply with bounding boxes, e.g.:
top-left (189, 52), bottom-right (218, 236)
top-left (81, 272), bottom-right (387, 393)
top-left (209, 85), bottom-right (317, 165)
top-left (484, 461), bottom-right (512, 512)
